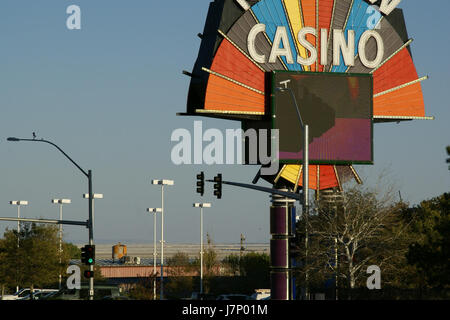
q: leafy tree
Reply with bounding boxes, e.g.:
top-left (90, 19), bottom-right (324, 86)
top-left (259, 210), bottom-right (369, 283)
top-left (406, 193), bottom-right (450, 288)
top-left (219, 252), bottom-right (270, 294)
top-left (0, 223), bottom-right (74, 293)
top-left (127, 274), bottom-right (159, 300)
top-left (64, 242), bottom-right (81, 259)
top-left (165, 251), bottom-right (195, 299)
top-left (239, 252), bottom-right (270, 290)
top-left (203, 233), bottom-right (218, 276)
top-left (222, 254), bottom-right (240, 276)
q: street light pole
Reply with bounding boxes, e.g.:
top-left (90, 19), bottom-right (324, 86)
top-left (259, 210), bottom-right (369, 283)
top-left (9, 200), bottom-right (28, 293)
top-left (7, 137), bottom-right (96, 301)
top-left (51, 199), bottom-right (71, 290)
top-left (276, 86), bottom-right (310, 300)
top-left (151, 179), bottom-right (174, 300)
top-left (194, 203), bottom-right (211, 295)
top-left (303, 124), bottom-right (310, 300)
top-left (200, 206), bottom-right (203, 295)
top-left (86, 171), bottom-right (95, 300)
top-left (147, 208), bottom-right (161, 300)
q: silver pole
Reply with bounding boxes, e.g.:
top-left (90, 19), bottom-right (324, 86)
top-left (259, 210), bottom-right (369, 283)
top-left (303, 124), bottom-right (309, 300)
top-left (153, 210), bottom-right (157, 300)
top-left (59, 204), bottom-right (63, 290)
top-left (160, 185), bottom-right (164, 300)
top-left (16, 205), bottom-right (20, 294)
top-left (200, 206), bottom-right (204, 295)
top-left (17, 206), bottom-right (20, 242)
top-left (335, 237), bottom-right (338, 300)
top-left (88, 170), bottom-right (94, 301)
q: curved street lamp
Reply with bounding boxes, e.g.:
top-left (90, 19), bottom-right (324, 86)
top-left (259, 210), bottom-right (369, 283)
top-left (7, 137), bottom-right (96, 300)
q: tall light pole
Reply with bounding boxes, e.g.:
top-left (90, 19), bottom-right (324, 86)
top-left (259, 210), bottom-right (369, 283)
top-left (147, 207), bottom-right (161, 300)
top-left (194, 203), bottom-right (211, 295)
top-left (9, 200), bottom-right (28, 293)
top-left (276, 86), bottom-right (310, 300)
top-left (151, 179), bottom-right (174, 300)
top-left (51, 199), bottom-right (71, 290)
top-left (7, 137), bottom-right (96, 300)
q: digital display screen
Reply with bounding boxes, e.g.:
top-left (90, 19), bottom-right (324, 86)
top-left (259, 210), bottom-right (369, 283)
top-left (272, 71), bottom-right (373, 164)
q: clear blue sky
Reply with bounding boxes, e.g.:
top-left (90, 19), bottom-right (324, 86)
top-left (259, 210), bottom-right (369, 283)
top-left (0, 1), bottom-right (449, 245)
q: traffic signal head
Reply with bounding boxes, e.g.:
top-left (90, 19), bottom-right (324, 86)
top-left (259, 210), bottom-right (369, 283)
top-left (81, 245), bottom-right (95, 265)
top-left (213, 174), bottom-right (222, 199)
top-left (196, 172), bottom-right (205, 196)
top-left (84, 270), bottom-right (94, 279)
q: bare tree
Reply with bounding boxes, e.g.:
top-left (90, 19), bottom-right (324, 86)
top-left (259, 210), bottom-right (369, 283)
top-left (293, 181), bottom-right (410, 294)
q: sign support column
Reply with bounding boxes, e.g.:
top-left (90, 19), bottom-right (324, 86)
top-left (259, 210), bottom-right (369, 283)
top-left (270, 185), bottom-right (295, 300)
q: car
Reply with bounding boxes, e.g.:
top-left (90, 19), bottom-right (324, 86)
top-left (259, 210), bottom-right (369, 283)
top-left (1, 288), bottom-right (48, 300)
top-left (249, 289), bottom-right (271, 300)
top-left (47, 284), bottom-right (121, 300)
top-left (26, 290), bottom-right (60, 300)
top-left (216, 294), bottom-right (251, 300)
top-left (17, 289), bottom-right (59, 300)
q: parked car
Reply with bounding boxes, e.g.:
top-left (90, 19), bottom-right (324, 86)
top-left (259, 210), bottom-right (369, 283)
top-left (249, 289), bottom-right (271, 300)
top-left (2, 288), bottom-right (57, 300)
top-left (47, 284), bottom-right (120, 300)
top-left (2, 288), bottom-right (30, 300)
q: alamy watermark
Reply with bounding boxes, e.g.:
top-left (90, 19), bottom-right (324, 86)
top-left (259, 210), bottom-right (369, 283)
top-left (170, 121), bottom-right (280, 176)
top-left (66, 265), bottom-right (81, 290)
top-left (66, 5), bottom-right (81, 30)
top-left (366, 265), bottom-right (382, 290)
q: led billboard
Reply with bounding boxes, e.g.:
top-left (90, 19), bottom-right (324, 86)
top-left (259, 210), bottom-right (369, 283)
top-left (272, 71), bottom-right (373, 165)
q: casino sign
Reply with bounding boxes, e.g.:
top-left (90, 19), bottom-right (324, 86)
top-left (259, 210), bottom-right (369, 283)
top-left (182, 0), bottom-right (431, 192)
top-left (182, 0), bottom-right (431, 301)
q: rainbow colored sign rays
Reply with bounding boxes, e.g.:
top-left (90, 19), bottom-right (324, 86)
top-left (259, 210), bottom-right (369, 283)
top-left (184, 0), bottom-right (431, 191)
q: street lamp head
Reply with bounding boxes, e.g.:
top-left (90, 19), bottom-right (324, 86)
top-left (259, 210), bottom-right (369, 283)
top-left (83, 194), bottom-right (104, 199)
top-left (9, 200), bottom-right (28, 206)
top-left (194, 203), bottom-right (211, 208)
top-left (52, 199), bottom-right (71, 204)
top-left (7, 137), bottom-right (20, 142)
top-left (152, 179), bottom-right (174, 186)
top-left (147, 208), bottom-right (162, 213)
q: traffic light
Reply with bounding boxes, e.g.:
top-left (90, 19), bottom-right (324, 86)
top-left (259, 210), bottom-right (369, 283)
top-left (447, 146), bottom-right (450, 170)
top-left (196, 172), bottom-right (205, 196)
top-left (84, 270), bottom-right (94, 279)
top-left (213, 174), bottom-right (222, 199)
top-left (81, 245), bottom-right (95, 266)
